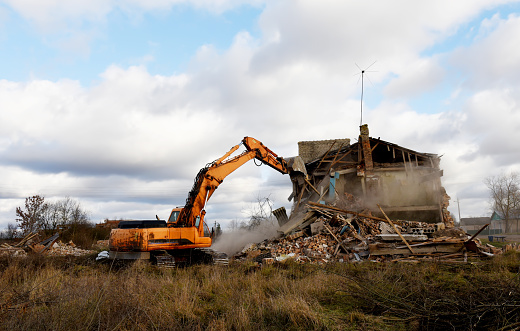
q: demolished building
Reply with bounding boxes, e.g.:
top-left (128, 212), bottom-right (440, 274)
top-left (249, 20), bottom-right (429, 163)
top-left (234, 125), bottom-right (496, 264)
top-left (279, 124), bottom-right (454, 235)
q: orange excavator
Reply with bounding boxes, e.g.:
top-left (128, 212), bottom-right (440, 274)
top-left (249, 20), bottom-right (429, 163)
top-left (108, 137), bottom-right (300, 265)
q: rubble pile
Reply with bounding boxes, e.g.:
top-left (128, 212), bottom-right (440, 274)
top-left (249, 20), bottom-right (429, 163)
top-left (44, 241), bottom-right (94, 257)
top-left (0, 232), bottom-right (39, 257)
top-left (0, 243), bottom-right (27, 257)
top-left (236, 202), bottom-right (505, 264)
top-left (0, 232), bottom-right (93, 257)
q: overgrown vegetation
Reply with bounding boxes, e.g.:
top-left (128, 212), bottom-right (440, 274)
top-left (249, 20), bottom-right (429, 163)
top-left (2, 253), bottom-right (520, 330)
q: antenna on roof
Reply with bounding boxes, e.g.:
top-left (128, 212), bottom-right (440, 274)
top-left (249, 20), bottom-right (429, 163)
top-left (355, 61), bottom-right (377, 126)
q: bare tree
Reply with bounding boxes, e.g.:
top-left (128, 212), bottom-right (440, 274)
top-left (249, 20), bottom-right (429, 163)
top-left (54, 197), bottom-right (90, 227)
top-left (40, 202), bottom-right (60, 233)
top-left (40, 197), bottom-right (90, 233)
top-left (484, 172), bottom-right (520, 233)
top-left (245, 196), bottom-right (276, 230)
top-left (226, 197), bottom-right (277, 231)
top-left (227, 219), bottom-right (246, 231)
top-left (5, 223), bottom-right (18, 240)
top-left (16, 196), bottom-right (91, 236)
top-left (16, 195), bottom-right (47, 235)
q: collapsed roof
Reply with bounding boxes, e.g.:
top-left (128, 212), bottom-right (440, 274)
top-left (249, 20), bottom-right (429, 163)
top-left (281, 124), bottom-right (453, 234)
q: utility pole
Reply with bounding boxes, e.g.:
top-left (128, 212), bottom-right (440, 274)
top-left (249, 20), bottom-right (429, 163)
top-left (456, 198), bottom-right (461, 224)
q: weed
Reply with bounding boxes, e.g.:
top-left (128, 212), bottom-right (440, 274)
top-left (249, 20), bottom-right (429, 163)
top-left (1, 256), bottom-right (520, 330)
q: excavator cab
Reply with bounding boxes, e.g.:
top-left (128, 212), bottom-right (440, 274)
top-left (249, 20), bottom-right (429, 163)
top-left (167, 208), bottom-right (182, 224)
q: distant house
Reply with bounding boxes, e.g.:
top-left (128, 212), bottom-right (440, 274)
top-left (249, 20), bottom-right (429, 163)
top-left (490, 211), bottom-right (520, 233)
top-left (460, 212), bottom-right (506, 235)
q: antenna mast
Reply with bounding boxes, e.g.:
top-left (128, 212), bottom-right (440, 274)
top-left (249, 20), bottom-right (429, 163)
top-left (356, 61), bottom-right (376, 126)
top-left (360, 69), bottom-right (364, 126)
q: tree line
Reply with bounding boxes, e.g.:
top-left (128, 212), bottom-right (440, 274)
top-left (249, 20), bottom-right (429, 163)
top-left (1, 195), bottom-right (109, 247)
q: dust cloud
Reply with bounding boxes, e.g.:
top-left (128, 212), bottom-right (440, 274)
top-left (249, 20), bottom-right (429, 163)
top-left (211, 222), bottom-right (279, 256)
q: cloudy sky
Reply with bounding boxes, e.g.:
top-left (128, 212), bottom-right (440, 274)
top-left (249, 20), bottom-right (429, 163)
top-left (1, 0), bottom-right (519, 230)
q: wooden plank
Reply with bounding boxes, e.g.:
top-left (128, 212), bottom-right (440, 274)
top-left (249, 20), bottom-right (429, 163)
top-left (378, 204), bottom-right (414, 254)
top-left (297, 214), bottom-right (318, 230)
top-left (326, 142), bottom-right (346, 172)
top-left (468, 223), bottom-right (490, 241)
top-left (304, 178), bottom-right (320, 195)
top-left (314, 142), bottom-right (337, 170)
top-left (369, 243), bottom-right (462, 255)
top-left (294, 182), bottom-right (308, 211)
top-left (307, 202), bottom-right (388, 223)
top-left (402, 150), bottom-right (408, 174)
top-left (329, 150), bottom-right (353, 168)
top-left (375, 205), bottom-right (439, 212)
top-left (278, 211), bottom-right (314, 235)
top-left (333, 168), bottom-right (357, 175)
top-left (373, 167), bottom-right (406, 172)
top-left (396, 239), bottom-right (463, 249)
top-left (15, 232), bottom-right (38, 247)
top-left (324, 224), bottom-right (350, 254)
top-left (370, 141), bottom-right (380, 152)
top-left (407, 152), bottom-right (414, 175)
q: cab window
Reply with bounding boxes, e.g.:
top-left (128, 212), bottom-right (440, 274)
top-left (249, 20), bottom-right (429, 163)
top-left (168, 210), bottom-right (180, 223)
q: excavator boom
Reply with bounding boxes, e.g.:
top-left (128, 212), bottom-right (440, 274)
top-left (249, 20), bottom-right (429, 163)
top-left (173, 137), bottom-right (288, 230)
top-left (108, 137), bottom-right (305, 264)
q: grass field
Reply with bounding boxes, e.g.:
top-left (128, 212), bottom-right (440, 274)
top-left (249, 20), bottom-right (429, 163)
top-left (1, 253), bottom-right (520, 330)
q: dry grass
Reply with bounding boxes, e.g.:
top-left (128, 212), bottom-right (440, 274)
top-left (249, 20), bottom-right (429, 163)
top-left (1, 253), bottom-right (520, 330)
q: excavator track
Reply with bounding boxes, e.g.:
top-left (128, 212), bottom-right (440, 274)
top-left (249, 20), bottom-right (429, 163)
top-left (195, 248), bottom-right (229, 266)
top-left (155, 255), bottom-right (176, 268)
top-left (151, 248), bottom-right (228, 268)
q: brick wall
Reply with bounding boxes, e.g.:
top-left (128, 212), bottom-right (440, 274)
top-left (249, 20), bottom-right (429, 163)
top-left (298, 139), bottom-right (350, 163)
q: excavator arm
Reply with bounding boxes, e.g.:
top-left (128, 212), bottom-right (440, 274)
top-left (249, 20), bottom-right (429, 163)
top-left (108, 136), bottom-right (307, 260)
top-left (172, 137), bottom-right (288, 230)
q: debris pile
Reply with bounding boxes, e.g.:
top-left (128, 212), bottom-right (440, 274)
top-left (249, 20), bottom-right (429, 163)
top-left (0, 232), bottom-right (93, 257)
top-left (0, 232), bottom-right (39, 257)
top-left (234, 126), bottom-right (504, 264)
top-left (0, 243), bottom-right (28, 257)
top-left (236, 202), bottom-right (502, 264)
top-left (44, 241), bottom-right (94, 256)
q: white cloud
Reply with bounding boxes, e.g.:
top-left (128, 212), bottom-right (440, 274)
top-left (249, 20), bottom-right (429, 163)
top-left (384, 58), bottom-right (445, 98)
top-left (1, 0), bottom-right (264, 31)
top-left (2, 1), bottom-right (520, 228)
top-left (2, 0), bottom-right (112, 31)
top-left (253, 1), bottom-right (508, 75)
top-left (120, 0), bottom-right (264, 13)
top-left (452, 13), bottom-right (520, 89)
top-left (0, 67), bottom-right (232, 180)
